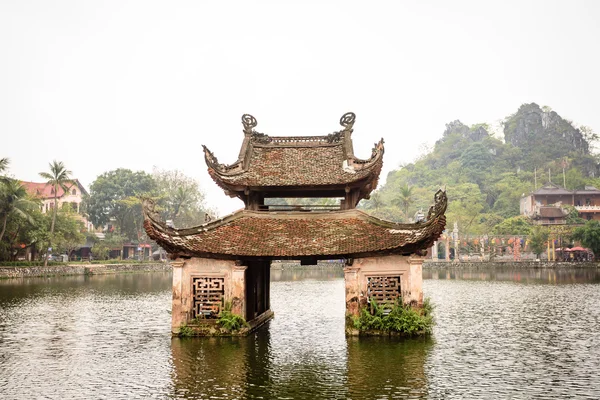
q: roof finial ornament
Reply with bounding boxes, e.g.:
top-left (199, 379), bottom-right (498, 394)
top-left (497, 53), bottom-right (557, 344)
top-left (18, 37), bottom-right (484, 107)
top-left (340, 112), bottom-right (356, 130)
top-left (242, 114), bottom-right (257, 135)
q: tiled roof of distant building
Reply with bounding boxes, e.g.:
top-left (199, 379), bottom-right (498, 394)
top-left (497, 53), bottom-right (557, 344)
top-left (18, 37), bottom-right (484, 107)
top-left (21, 179), bottom-right (88, 199)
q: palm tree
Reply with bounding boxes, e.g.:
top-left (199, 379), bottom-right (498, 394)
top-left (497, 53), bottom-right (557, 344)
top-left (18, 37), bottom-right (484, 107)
top-left (396, 184), bottom-right (414, 222)
top-left (0, 158), bottom-right (8, 173)
top-left (171, 186), bottom-right (196, 221)
top-left (39, 160), bottom-right (73, 266)
top-left (0, 158), bottom-right (10, 185)
top-left (0, 179), bottom-right (35, 242)
top-left (369, 192), bottom-right (383, 212)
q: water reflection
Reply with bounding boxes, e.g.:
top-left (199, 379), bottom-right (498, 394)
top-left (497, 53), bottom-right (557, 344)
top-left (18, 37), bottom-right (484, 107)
top-left (171, 337), bottom-right (251, 398)
top-left (170, 332), bottom-right (433, 399)
top-left (424, 266), bottom-right (600, 284)
top-left (346, 336), bottom-right (432, 399)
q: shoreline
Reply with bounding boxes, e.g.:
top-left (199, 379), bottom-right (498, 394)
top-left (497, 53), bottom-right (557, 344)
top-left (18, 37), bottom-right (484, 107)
top-left (0, 262), bottom-right (171, 279)
top-left (2, 260), bottom-right (599, 279)
top-left (423, 261), bottom-right (600, 269)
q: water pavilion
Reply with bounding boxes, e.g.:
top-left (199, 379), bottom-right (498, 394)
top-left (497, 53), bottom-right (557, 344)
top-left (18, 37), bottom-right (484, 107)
top-left (143, 112), bottom-right (447, 335)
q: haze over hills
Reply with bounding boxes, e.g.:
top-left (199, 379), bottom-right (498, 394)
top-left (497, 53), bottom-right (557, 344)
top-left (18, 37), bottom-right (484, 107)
top-left (361, 103), bottom-right (599, 234)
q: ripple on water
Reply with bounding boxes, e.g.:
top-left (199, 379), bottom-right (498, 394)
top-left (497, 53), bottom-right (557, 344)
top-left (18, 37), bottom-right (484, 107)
top-left (424, 279), bottom-right (600, 399)
top-left (1, 269), bottom-right (600, 399)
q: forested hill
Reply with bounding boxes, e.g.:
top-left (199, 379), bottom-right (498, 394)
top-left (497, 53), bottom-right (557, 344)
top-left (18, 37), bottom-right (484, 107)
top-left (361, 103), bottom-right (599, 234)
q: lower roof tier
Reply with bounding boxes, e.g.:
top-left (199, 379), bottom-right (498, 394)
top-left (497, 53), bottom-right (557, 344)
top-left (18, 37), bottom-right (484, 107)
top-left (142, 190), bottom-right (447, 260)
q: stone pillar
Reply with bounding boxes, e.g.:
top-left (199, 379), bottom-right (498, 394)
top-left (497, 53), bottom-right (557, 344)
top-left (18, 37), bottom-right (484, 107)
top-left (231, 265), bottom-right (247, 317)
top-left (344, 263), bottom-right (360, 317)
top-left (431, 241), bottom-right (438, 260)
top-left (170, 257), bottom-right (238, 334)
top-left (344, 255), bottom-right (425, 314)
top-left (171, 260), bottom-right (185, 334)
top-left (408, 257), bottom-right (424, 306)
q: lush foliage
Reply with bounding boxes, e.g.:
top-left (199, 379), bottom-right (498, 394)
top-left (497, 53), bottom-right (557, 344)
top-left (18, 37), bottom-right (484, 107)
top-left (152, 168), bottom-right (211, 228)
top-left (352, 298), bottom-right (434, 335)
top-left (87, 169), bottom-right (156, 241)
top-left (217, 301), bottom-right (249, 332)
top-left (360, 103), bottom-right (599, 234)
top-left (87, 168), bottom-right (211, 243)
top-left (217, 310), bottom-right (249, 332)
top-left (529, 226), bottom-right (549, 257)
top-left (0, 159), bottom-right (86, 261)
top-left (572, 221), bottom-right (600, 256)
top-left (178, 325), bottom-right (194, 338)
top-left (89, 233), bottom-right (127, 260)
top-left (492, 216), bottom-right (533, 235)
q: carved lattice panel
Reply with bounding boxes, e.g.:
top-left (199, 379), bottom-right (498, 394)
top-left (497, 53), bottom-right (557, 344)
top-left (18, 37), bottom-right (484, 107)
top-left (192, 277), bottom-right (225, 319)
top-left (367, 275), bottom-right (402, 308)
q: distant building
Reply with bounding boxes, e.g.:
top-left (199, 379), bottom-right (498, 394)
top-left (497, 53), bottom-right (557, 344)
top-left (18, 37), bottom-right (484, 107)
top-left (520, 182), bottom-right (600, 224)
top-left (21, 179), bottom-right (93, 231)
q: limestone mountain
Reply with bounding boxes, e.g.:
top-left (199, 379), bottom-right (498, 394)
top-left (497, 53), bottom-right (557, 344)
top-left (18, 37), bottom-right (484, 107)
top-left (504, 103), bottom-right (591, 171)
top-left (361, 103), bottom-right (599, 234)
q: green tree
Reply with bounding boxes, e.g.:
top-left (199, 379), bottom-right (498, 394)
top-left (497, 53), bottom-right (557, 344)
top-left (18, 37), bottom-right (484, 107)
top-left (492, 216), bottom-right (533, 235)
top-left (0, 158), bottom-right (9, 183)
top-left (564, 205), bottom-right (586, 225)
top-left (571, 220), bottom-right (600, 257)
top-left (39, 160), bottom-right (73, 266)
top-left (368, 192), bottom-right (383, 212)
top-left (460, 141), bottom-right (493, 184)
top-left (51, 210), bottom-right (85, 257)
top-left (87, 169), bottom-right (156, 240)
top-left (395, 184), bottom-right (414, 221)
top-left (0, 158), bottom-right (8, 172)
top-left (89, 232), bottom-right (127, 260)
top-left (152, 168), bottom-right (207, 227)
top-left (0, 180), bottom-right (37, 243)
top-left (529, 226), bottom-right (549, 259)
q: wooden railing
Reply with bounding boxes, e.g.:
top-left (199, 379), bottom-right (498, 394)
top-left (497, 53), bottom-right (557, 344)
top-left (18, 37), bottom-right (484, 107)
top-left (575, 205), bottom-right (600, 212)
top-left (533, 220), bottom-right (567, 225)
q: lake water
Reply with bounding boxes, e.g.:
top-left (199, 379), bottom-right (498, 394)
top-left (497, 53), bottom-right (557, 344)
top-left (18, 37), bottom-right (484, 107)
top-left (1, 266), bottom-right (599, 399)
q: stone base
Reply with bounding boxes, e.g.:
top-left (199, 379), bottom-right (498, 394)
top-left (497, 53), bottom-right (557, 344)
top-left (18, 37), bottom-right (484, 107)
top-left (344, 255), bottom-right (425, 334)
top-left (173, 309), bottom-right (274, 337)
top-left (170, 257), bottom-right (272, 336)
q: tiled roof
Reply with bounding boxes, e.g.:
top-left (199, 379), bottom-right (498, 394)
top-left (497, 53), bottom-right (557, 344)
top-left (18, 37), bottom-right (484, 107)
top-left (143, 190), bottom-right (447, 259)
top-left (532, 183), bottom-right (573, 196)
top-left (21, 179), bottom-right (87, 199)
top-left (203, 113), bottom-right (383, 197)
top-left (22, 182), bottom-right (67, 198)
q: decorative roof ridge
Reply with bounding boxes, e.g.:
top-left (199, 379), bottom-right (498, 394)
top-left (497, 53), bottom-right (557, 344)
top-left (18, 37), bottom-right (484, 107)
top-left (243, 111), bottom-right (355, 146)
top-left (202, 145), bottom-right (245, 176)
top-left (351, 138), bottom-right (385, 166)
top-left (251, 134), bottom-right (346, 147)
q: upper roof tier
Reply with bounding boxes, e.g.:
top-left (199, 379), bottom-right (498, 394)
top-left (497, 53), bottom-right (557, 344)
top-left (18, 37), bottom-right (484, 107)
top-left (203, 112), bottom-right (384, 200)
top-left (142, 190), bottom-right (447, 260)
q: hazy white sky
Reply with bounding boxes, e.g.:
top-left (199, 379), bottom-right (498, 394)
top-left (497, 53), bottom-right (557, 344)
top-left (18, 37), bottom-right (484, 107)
top-left (2, 0), bottom-right (599, 214)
